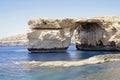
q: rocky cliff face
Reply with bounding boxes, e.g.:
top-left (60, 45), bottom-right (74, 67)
top-left (27, 18), bottom-right (77, 52)
top-left (27, 16), bottom-right (120, 52)
top-left (76, 16), bottom-right (120, 50)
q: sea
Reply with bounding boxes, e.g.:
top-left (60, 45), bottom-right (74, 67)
top-left (0, 45), bottom-right (120, 80)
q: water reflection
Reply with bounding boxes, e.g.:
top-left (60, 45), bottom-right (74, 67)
top-left (1, 45), bottom-right (120, 62)
top-left (27, 45), bottom-right (120, 61)
top-left (1, 46), bottom-right (120, 80)
top-left (28, 45), bottom-right (120, 61)
top-left (67, 51), bottom-right (81, 60)
top-left (28, 52), bottom-right (71, 61)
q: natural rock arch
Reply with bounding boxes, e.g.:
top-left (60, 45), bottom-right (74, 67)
top-left (27, 16), bottom-right (120, 52)
top-left (75, 18), bottom-right (120, 51)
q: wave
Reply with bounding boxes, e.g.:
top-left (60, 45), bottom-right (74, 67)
top-left (14, 54), bottom-right (120, 69)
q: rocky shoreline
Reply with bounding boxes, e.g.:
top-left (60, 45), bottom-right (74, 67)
top-left (1, 16), bottom-right (120, 52)
top-left (0, 34), bottom-right (27, 46)
top-left (14, 54), bottom-right (120, 69)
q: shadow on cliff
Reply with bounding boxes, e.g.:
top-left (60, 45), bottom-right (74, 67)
top-left (75, 21), bottom-right (118, 50)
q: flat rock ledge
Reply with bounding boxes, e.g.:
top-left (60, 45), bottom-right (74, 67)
top-left (14, 54), bottom-right (120, 69)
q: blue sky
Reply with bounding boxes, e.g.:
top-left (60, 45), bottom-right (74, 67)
top-left (0, 0), bottom-right (120, 37)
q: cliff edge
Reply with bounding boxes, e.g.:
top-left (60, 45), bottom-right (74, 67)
top-left (27, 16), bottom-right (120, 52)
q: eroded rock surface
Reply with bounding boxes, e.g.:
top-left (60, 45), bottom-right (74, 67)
top-left (27, 16), bottom-right (120, 52)
top-left (27, 18), bottom-right (77, 52)
top-left (76, 16), bottom-right (120, 50)
top-left (14, 54), bottom-right (120, 69)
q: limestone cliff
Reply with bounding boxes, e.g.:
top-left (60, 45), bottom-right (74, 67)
top-left (76, 16), bottom-right (120, 50)
top-left (28, 18), bottom-right (76, 29)
top-left (27, 18), bottom-right (77, 52)
top-left (27, 16), bottom-right (120, 52)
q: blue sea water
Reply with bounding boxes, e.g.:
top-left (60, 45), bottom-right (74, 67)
top-left (0, 45), bottom-right (120, 80)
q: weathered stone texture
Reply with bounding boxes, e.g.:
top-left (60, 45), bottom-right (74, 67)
top-left (76, 16), bottom-right (120, 50)
top-left (27, 18), bottom-right (77, 52)
top-left (27, 16), bottom-right (120, 52)
top-left (28, 18), bottom-right (76, 29)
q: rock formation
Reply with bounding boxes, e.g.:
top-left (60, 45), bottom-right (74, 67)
top-left (27, 16), bottom-right (120, 52)
top-left (27, 18), bottom-right (77, 52)
top-left (75, 16), bottom-right (120, 50)
top-left (14, 54), bottom-right (120, 68)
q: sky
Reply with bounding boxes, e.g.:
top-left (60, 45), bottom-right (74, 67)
top-left (0, 0), bottom-right (120, 37)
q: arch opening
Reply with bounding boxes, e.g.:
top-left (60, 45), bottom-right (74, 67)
top-left (75, 22), bottom-right (107, 50)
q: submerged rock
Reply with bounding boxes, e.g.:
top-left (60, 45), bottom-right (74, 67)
top-left (14, 54), bottom-right (120, 69)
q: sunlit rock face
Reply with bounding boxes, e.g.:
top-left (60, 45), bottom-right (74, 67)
top-left (76, 16), bottom-right (120, 50)
top-left (27, 18), bottom-right (76, 52)
top-left (27, 16), bottom-right (120, 52)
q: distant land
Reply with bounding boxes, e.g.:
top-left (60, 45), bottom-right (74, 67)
top-left (1, 16), bottom-right (120, 47)
top-left (0, 34), bottom-right (27, 46)
top-left (0, 33), bottom-right (76, 46)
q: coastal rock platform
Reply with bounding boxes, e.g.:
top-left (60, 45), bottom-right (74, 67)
top-left (14, 54), bottom-right (120, 69)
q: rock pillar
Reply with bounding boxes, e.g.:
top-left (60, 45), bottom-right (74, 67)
top-left (75, 16), bottom-right (120, 51)
top-left (27, 18), bottom-right (76, 52)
